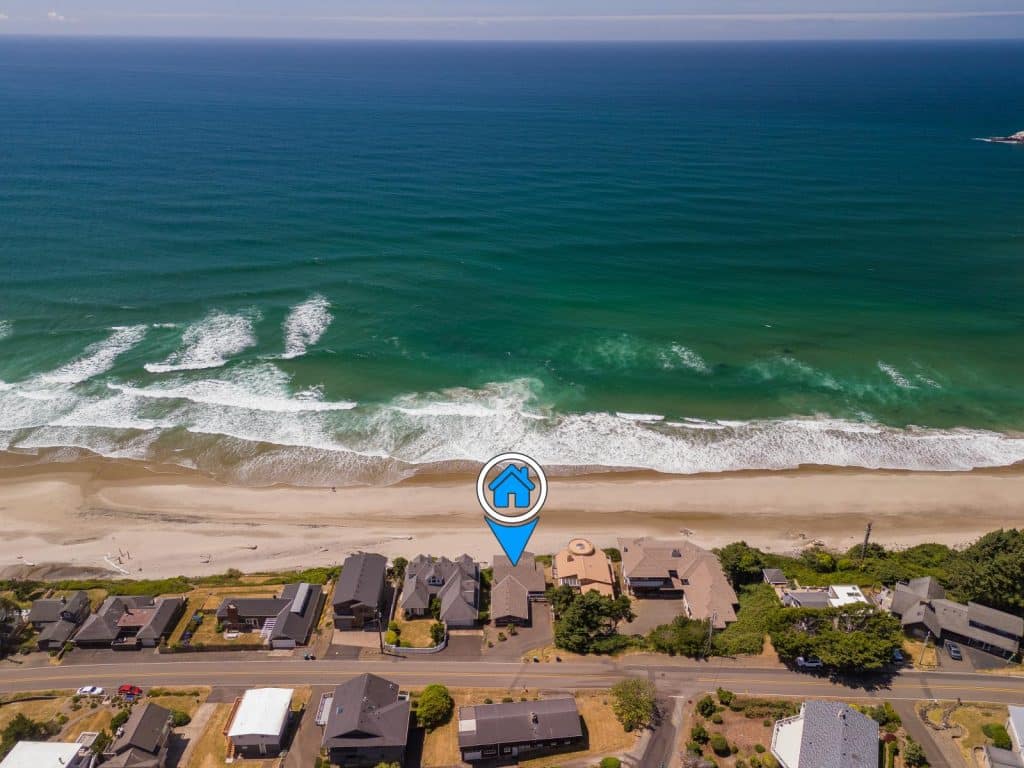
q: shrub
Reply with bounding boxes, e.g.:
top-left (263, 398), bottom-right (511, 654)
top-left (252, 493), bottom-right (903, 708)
top-left (983, 722), bottom-right (1012, 750)
top-left (717, 688), bottom-right (734, 706)
top-left (599, 758), bottom-right (622, 768)
top-left (417, 684), bottom-right (454, 730)
top-left (709, 733), bottom-right (730, 757)
top-left (384, 630), bottom-right (399, 645)
top-left (696, 695), bottom-right (717, 718)
top-left (691, 724), bottom-right (710, 745)
top-left (483, 698), bottom-right (493, 704)
top-left (711, 713), bottom-right (723, 724)
top-left (502, 697), bottom-right (514, 703)
top-left (388, 620), bottom-right (400, 633)
top-left (430, 622), bottom-right (446, 645)
top-left (110, 709), bottom-right (132, 730)
top-left (170, 710), bottom-right (191, 727)
top-left (755, 743), bottom-right (766, 753)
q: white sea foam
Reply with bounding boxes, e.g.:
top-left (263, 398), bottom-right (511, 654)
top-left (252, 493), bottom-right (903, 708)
top-left (37, 325), bottom-right (148, 385)
top-left (281, 294), bottom-right (332, 360)
top-left (145, 310), bottom-right (258, 373)
top-left (0, 321), bottom-right (11, 340)
top-left (152, 322), bottom-right (178, 329)
top-left (877, 361), bottom-right (915, 389)
top-left (749, 356), bottom-right (841, 390)
top-left (617, 412), bottom-right (665, 422)
top-left (109, 364), bottom-right (356, 413)
top-left (658, 343), bottom-right (711, 373)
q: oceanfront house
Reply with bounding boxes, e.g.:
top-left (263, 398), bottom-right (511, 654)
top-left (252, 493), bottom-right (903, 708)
top-left (771, 700), bottom-right (879, 768)
top-left (619, 537), bottom-right (739, 630)
top-left (321, 673), bottom-right (410, 767)
top-left (887, 577), bottom-right (1023, 659)
top-left (980, 706), bottom-right (1024, 768)
top-left (491, 552), bottom-right (547, 626)
top-left (457, 697), bottom-right (584, 762)
top-left (103, 702), bottom-right (172, 768)
top-left (74, 596), bottom-right (185, 650)
top-left (552, 538), bottom-right (616, 598)
top-left (333, 552), bottom-right (388, 630)
top-left (400, 554), bottom-right (479, 628)
top-left (0, 742), bottom-right (93, 768)
top-left (215, 582), bottom-right (323, 649)
top-left (28, 591), bottom-right (91, 651)
top-left (783, 585), bottom-right (870, 610)
top-left (226, 688), bottom-right (294, 759)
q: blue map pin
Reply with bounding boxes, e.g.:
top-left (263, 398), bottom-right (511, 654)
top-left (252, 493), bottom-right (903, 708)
top-left (476, 452), bottom-right (548, 567)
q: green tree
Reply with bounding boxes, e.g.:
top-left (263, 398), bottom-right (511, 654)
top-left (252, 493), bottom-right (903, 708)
top-left (948, 529), bottom-right (1024, 612)
top-left (799, 547), bottom-right (836, 573)
top-left (716, 542), bottom-right (767, 586)
top-left (390, 557), bottom-right (408, 584)
top-left (902, 737), bottom-right (928, 767)
top-left (647, 616), bottom-right (709, 657)
top-left (429, 622), bottom-right (446, 645)
top-left (610, 678), bottom-right (657, 732)
top-left (553, 590), bottom-right (634, 654)
top-left (690, 723), bottom-right (710, 745)
top-left (770, 605), bottom-right (902, 672)
top-left (417, 684), bottom-right (454, 729)
top-left (90, 730), bottom-right (112, 755)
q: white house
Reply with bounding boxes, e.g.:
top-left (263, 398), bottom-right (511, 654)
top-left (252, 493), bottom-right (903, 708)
top-left (0, 741), bottom-right (93, 768)
top-left (227, 687), bottom-right (294, 759)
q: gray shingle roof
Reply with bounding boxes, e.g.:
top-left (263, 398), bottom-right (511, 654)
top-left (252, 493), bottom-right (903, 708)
top-left (763, 569), bottom-right (787, 585)
top-left (37, 619), bottom-right (77, 646)
top-left (28, 591), bottom-right (90, 624)
top-left (984, 746), bottom-right (1024, 768)
top-left (136, 598), bottom-right (184, 642)
top-left (458, 697), bottom-right (582, 749)
top-left (493, 553), bottom-right (546, 594)
top-left (334, 553), bottom-right (387, 612)
top-left (784, 590), bottom-right (832, 609)
top-left (491, 577), bottom-right (529, 622)
top-left (400, 554), bottom-right (479, 624)
top-left (322, 674), bottom-right (410, 750)
top-left (111, 702), bottom-right (171, 755)
top-left (74, 596), bottom-right (154, 644)
top-left (776, 701), bottom-right (879, 768)
top-left (214, 584), bottom-right (320, 644)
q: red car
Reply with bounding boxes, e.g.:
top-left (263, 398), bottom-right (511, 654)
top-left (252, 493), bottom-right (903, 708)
top-left (118, 684), bottom-right (143, 697)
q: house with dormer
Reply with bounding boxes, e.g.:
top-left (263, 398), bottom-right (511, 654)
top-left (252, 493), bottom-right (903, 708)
top-left (322, 673), bottom-right (410, 766)
top-left (400, 555), bottom-right (479, 628)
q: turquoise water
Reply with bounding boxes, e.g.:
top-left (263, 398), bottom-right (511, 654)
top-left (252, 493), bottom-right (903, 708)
top-left (1, 38), bottom-right (1023, 484)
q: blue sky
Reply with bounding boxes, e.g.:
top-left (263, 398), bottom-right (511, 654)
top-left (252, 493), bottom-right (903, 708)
top-left (2, 0), bottom-right (1024, 39)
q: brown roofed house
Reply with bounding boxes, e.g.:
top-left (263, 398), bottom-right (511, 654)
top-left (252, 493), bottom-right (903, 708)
top-left (619, 537), bottom-right (738, 629)
top-left (552, 539), bottom-right (615, 598)
top-left (322, 673), bottom-right (410, 767)
top-left (491, 552), bottom-right (546, 626)
top-left (74, 596), bottom-right (184, 650)
top-left (103, 702), bottom-right (173, 768)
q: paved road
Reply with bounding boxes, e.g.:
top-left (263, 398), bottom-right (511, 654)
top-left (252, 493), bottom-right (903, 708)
top-left (4, 655), bottom-right (1024, 707)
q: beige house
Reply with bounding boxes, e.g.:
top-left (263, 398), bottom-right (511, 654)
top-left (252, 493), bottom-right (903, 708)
top-left (619, 537), bottom-right (738, 629)
top-left (552, 539), bottom-right (616, 597)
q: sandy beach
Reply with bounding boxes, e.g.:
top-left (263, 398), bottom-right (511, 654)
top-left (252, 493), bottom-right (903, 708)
top-left (1, 457), bottom-right (1023, 579)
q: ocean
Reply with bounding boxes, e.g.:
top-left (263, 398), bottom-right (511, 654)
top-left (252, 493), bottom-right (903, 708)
top-left (1, 37), bottom-right (1023, 485)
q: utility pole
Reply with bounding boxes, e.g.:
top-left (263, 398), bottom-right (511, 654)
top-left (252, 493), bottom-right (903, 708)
top-left (376, 608), bottom-right (385, 654)
top-left (860, 521), bottom-right (873, 565)
top-left (704, 611), bottom-right (717, 658)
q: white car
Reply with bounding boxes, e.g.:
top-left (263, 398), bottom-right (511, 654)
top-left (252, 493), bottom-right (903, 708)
top-left (76, 686), bottom-right (104, 696)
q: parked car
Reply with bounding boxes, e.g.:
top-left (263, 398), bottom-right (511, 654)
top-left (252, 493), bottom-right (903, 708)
top-left (796, 656), bottom-right (824, 669)
top-left (76, 686), bottom-right (104, 696)
top-left (892, 648), bottom-right (905, 663)
top-left (118, 684), bottom-right (143, 698)
top-left (946, 642), bottom-right (963, 661)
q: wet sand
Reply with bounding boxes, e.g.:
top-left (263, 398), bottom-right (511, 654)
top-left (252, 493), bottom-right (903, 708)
top-left (1, 458), bottom-right (1022, 579)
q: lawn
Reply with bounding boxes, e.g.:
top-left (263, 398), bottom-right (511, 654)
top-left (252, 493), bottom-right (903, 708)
top-left (63, 706), bottom-right (113, 740)
top-left (949, 703), bottom-right (1009, 765)
top-left (902, 637), bottom-right (938, 669)
top-left (167, 597), bottom-right (205, 646)
top-left (188, 703), bottom-right (233, 768)
top-left (395, 610), bottom-right (438, 648)
top-left (0, 695), bottom-right (67, 731)
top-left (147, 687), bottom-right (211, 718)
top-left (520, 690), bottom-right (636, 768)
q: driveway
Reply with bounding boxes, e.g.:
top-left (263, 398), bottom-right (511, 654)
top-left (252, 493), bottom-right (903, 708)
top-left (892, 701), bottom-right (964, 768)
top-left (483, 604), bottom-right (553, 661)
top-left (625, 598), bottom-right (685, 637)
top-left (284, 685), bottom-right (332, 768)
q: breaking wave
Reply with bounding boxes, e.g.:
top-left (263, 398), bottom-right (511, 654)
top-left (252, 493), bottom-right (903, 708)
top-left (145, 310), bottom-right (258, 373)
top-left (37, 325), bottom-right (148, 385)
top-left (658, 343), bottom-right (711, 373)
top-left (281, 294), bottom-right (332, 360)
top-left (0, 321), bottom-right (11, 340)
top-left (878, 361), bottom-right (915, 389)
